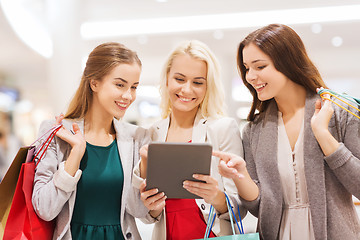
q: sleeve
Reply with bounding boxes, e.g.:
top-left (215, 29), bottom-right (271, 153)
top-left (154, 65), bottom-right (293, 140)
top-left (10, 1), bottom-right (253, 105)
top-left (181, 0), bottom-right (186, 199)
top-left (32, 120), bottom-right (82, 221)
top-left (324, 101), bottom-right (360, 198)
top-left (239, 123), bottom-right (261, 217)
top-left (130, 128), bottom-right (161, 223)
top-left (215, 118), bottom-right (247, 221)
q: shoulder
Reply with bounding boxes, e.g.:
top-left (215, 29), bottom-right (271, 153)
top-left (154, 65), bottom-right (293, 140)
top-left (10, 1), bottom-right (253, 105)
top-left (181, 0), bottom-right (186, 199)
top-left (149, 118), bottom-right (168, 130)
top-left (38, 118), bottom-right (77, 133)
top-left (206, 116), bottom-right (238, 130)
top-left (114, 119), bottom-right (149, 140)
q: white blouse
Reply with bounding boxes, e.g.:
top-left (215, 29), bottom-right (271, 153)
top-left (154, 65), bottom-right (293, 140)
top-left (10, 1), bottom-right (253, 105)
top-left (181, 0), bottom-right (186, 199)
top-left (277, 112), bottom-right (315, 240)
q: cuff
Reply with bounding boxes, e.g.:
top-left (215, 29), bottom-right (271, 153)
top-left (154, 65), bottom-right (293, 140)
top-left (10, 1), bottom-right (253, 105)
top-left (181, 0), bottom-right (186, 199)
top-left (53, 161), bottom-right (82, 192)
top-left (324, 143), bottom-right (352, 169)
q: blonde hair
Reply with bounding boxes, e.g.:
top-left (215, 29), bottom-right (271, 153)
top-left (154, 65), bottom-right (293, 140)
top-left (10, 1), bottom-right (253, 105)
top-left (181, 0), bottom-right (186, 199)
top-left (65, 42), bottom-right (141, 119)
top-left (159, 40), bottom-right (225, 119)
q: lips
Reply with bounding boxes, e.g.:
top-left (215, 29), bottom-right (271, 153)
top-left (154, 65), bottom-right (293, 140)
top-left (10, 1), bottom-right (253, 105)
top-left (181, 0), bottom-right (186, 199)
top-left (176, 94), bottom-right (195, 102)
top-left (115, 101), bottom-right (128, 109)
top-left (254, 83), bottom-right (267, 91)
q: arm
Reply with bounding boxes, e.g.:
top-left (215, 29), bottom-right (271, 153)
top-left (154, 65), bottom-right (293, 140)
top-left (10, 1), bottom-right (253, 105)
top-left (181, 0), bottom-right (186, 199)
top-left (32, 117), bottom-right (85, 221)
top-left (132, 142), bottom-right (166, 223)
top-left (237, 123), bottom-right (261, 217)
top-left (312, 94), bottom-right (360, 198)
top-left (216, 118), bottom-right (249, 219)
top-left (184, 118), bottom-right (250, 218)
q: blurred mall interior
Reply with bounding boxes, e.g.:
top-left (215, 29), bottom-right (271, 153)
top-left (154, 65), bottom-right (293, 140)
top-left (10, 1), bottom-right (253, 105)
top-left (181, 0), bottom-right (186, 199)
top-left (0, 0), bottom-right (360, 238)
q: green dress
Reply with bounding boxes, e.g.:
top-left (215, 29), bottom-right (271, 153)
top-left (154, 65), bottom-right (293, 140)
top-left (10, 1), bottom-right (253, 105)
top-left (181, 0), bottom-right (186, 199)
top-left (70, 139), bottom-right (125, 240)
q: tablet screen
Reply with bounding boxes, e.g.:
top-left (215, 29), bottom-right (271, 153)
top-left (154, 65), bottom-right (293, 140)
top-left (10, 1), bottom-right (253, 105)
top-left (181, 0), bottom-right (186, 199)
top-left (146, 142), bottom-right (212, 199)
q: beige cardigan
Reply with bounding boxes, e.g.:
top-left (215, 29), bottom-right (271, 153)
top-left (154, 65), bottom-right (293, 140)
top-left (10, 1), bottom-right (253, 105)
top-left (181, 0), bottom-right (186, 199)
top-left (133, 112), bottom-right (247, 240)
top-left (32, 119), bottom-right (150, 240)
top-left (241, 92), bottom-right (360, 239)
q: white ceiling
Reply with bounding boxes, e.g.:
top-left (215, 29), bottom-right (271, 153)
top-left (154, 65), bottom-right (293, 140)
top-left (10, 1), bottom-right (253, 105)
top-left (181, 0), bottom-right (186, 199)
top-left (0, 0), bottom-right (360, 111)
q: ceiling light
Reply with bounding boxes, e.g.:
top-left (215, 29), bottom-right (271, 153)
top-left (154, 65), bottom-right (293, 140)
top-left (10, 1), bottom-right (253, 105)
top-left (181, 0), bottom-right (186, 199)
top-left (331, 36), bottom-right (343, 47)
top-left (0, 0), bottom-right (53, 58)
top-left (81, 5), bottom-right (360, 39)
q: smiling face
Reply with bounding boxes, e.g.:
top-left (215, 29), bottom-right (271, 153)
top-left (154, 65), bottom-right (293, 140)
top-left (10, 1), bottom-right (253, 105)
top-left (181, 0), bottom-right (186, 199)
top-left (91, 63), bottom-right (141, 119)
top-left (166, 54), bottom-right (207, 115)
top-left (242, 43), bottom-right (289, 101)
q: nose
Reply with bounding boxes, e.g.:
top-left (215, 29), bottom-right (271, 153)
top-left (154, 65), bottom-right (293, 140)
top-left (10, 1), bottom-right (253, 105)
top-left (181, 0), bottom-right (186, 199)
top-left (246, 68), bottom-right (257, 83)
top-left (181, 81), bottom-right (192, 93)
top-left (122, 88), bottom-right (133, 101)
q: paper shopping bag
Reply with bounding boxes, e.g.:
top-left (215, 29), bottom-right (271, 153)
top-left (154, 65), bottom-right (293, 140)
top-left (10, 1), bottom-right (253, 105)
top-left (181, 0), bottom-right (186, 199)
top-left (3, 160), bottom-right (54, 240)
top-left (2, 125), bottom-right (60, 240)
top-left (0, 146), bottom-right (34, 238)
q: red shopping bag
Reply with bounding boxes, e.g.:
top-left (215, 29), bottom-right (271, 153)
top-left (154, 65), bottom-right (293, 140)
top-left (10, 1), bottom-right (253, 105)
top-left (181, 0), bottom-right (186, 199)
top-left (3, 125), bottom-right (61, 240)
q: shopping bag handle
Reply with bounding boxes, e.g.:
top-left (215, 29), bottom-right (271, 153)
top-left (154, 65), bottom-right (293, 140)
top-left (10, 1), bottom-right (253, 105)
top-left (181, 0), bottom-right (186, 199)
top-left (33, 125), bottom-right (62, 168)
top-left (30, 124), bottom-right (62, 147)
top-left (203, 193), bottom-right (244, 239)
top-left (318, 88), bottom-right (360, 120)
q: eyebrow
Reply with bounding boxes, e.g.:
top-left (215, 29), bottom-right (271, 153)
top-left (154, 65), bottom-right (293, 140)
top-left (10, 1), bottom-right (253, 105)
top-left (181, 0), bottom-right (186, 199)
top-left (174, 72), bottom-right (206, 80)
top-left (114, 78), bottom-right (139, 85)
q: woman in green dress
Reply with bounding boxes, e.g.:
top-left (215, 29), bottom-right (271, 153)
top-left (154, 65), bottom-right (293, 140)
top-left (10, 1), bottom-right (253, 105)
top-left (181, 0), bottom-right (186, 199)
top-left (32, 42), bottom-right (149, 240)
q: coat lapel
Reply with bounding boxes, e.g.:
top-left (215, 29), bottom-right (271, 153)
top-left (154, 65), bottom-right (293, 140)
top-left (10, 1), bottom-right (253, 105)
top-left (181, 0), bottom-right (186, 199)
top-left (114, 120), bottom-right (133, 185)
top-left (153, 117), bottom-right (170, 142)
top-left (192, 111), bottom-right (207, 143)
top-left (256, 100), bottom-right (283, 239)
top-left (303, 93), bottom-right (326, 239)
top-left (155, 111), bottom-right (207, 142)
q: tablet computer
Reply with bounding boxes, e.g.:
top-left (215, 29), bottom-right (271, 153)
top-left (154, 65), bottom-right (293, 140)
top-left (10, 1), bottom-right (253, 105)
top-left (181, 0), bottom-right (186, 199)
top-left (146, 142), bottom-right (212, 199)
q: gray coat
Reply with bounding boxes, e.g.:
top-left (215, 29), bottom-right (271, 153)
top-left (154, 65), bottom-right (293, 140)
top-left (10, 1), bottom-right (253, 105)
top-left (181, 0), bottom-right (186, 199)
top-left (32, 118), bottom-right (150, 240)
top-left (241, 92), bottom-right (360, 240)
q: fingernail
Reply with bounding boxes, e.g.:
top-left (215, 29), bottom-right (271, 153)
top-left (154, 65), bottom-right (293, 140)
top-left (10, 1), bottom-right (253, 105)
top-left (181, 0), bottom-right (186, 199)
top-left (192, 174), bottom-right (198, 178)
top-left (227, 161), bottom-right (233, 167)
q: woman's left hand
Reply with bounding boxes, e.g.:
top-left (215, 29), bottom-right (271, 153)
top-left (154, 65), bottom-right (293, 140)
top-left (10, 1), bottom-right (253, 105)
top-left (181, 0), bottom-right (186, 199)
top-left (183, 174), bottom-right (223, 206)
top-left (311, 90), bottom-right (334, 137)
top-left (311, 89), bottom-right (340, 156)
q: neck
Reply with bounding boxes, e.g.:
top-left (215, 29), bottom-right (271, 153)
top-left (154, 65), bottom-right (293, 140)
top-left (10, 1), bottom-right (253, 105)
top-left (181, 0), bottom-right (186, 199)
top-left (170, 107), bottom-right (199, 129)
top-left (84, 106), bottom-right (114, 135)
top-left (275, 83), bottom-right (307, 116)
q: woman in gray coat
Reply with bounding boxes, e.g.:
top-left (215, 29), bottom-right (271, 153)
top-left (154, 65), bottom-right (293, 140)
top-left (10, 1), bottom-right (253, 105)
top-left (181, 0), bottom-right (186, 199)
top-left (32, 42), bottom-right (149, 240)
top-left (217, 24), bottom-right (360, 239)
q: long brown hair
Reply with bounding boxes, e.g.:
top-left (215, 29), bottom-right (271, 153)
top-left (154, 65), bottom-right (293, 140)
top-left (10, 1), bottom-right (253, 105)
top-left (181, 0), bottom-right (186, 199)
top-left (65, 42), bottom-right (141, 119)
top-left (237, 24), bottom-right (327, 121)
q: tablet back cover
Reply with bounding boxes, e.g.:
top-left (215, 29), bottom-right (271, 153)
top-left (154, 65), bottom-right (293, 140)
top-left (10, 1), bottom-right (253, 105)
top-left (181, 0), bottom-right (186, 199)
top-left (146, 142), bottom-right (212, 199)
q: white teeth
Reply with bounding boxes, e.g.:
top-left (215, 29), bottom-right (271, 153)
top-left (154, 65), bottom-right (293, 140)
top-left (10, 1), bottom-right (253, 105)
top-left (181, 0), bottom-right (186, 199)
top-left (254, 83), bottom-right (266, 90)
top-left (116, 102), bottom-right (127, 107)
top-left (179, 96), bottom-right (192, 102)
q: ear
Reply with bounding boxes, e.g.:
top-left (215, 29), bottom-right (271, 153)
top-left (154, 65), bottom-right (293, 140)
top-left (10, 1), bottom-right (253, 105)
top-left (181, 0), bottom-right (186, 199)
top-left (90, 79), bottom-right (99, 92)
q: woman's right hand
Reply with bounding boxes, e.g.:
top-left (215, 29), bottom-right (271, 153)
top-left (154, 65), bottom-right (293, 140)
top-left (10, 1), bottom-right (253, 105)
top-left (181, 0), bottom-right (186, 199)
top-left (214, 151), bottom-right (246, 180)
top-left (55, 114), bottom-right (86, 153)
top-left (55, 114), bottom-right (86, 176)
top-left (140, 180), bottom-right (166, 219)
